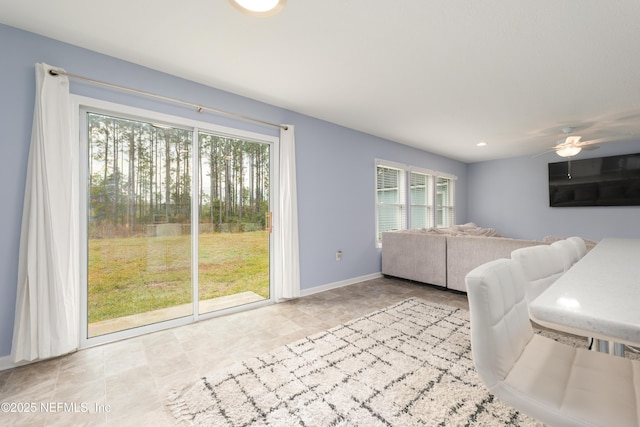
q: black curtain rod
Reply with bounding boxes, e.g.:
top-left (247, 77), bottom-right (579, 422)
top-left (48, 68), bottom-right (288, 131)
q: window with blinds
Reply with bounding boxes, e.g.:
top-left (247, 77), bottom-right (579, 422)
top-left (410, 171), bottom-right (433, 229)
top-left (375, 159), bottom-right (456, 247)
top-left (376, 163), bottom-right (406, 244)
top-left (436, 176), bottom-right (455, 227)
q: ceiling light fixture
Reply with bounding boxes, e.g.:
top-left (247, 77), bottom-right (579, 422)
top-left (555, 127), bottom-right (582, 157)
top-left (556, 145), bottom-right (582, 158)
top-left (230, 0), bottom-right (286, 17)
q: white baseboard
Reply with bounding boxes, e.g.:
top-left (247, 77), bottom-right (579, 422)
top-left (0, 355), bottom-right (31, 372)
top-left (300, 272), bottom-right (382, 297)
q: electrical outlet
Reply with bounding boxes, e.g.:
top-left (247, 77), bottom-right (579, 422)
top-left (336, 250), bottom-right (343, 261)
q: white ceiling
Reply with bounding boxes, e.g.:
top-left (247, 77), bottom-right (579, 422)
top-left (2, 0), bottom-right (640, 163)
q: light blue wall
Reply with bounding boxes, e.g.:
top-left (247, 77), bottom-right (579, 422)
top-left (292, 114), bottom-right (467, 288)
top-left (468, 141), bottom-right (640, 241)
top-left (0, 24), bottom-right (467, 358)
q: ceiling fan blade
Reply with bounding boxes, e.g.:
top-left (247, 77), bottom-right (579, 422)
top-left (577, 135), bottom-right (640, 146)
top-left (537, 128), bottom-right (637, 158)
top-left (533, 147), bottom-right (559, 157)
top-left (577, 137), bottom-right (609, 146)
top-left (554, 140), bottom-right (574, 149)
top-left (565, 135), bottom-right (582, 145)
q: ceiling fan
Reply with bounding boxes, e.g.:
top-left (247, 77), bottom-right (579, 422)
top-left (552, 127), bottom-right (600, 158)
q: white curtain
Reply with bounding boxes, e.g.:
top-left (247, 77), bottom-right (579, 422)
top-left (11, 63), bottom-right (78, 362)
top-left (276, 125), bottom-right (301, 299)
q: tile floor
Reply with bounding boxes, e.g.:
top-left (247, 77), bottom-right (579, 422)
top-left (0, 277), bottom-right (468, 427)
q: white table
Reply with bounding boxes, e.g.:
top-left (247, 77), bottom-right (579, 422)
top-left (529, 238), bottom-right (640, 353)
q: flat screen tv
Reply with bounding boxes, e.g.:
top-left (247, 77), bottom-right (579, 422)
top-left (548, 153), bottom-right (640, 207)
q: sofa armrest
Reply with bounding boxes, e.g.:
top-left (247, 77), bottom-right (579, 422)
top-left (382, 231), bottom-right (447, 287)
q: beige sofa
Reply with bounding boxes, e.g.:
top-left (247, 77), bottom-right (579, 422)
top-left (381, 229), bottom-right (545, 292)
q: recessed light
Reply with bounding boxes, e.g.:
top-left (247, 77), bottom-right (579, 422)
top-left (229, 0), bottom-right (286, 17)
top-left (477, 142), bottom-right (487, 147)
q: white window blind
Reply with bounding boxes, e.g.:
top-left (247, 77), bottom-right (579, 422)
top-left (375, 159), bottom-right (456, 247)
top-left (436, 176), bottom-right (455, 227)
top-left (409, 170), bottom-right (433, 229)
top-left (376, 161), bottom-right (406, 244)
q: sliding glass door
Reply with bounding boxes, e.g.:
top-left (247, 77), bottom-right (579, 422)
top-left (81, 104), bottom-right (273, 343)
top-left (197, 132), bottom-right (271, 315)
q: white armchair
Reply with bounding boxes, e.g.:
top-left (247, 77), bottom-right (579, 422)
top-left (511, 244), bottom-right (565, 305)
top-left (550, 236), bottom-right (589, 271)
top-left (567, 236), bottom-right (588, 259)
top-left (465, 258), bottom-right (640, 427)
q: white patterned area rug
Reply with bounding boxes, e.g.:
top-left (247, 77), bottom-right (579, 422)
top-left (167, 298), bottom-right (544, 426)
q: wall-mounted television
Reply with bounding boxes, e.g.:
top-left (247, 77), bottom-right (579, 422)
top-left (549, 153), bottom-right (640, 207)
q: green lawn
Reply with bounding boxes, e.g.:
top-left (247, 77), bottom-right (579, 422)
top-left (88, 230), bottom-right (269, 323)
